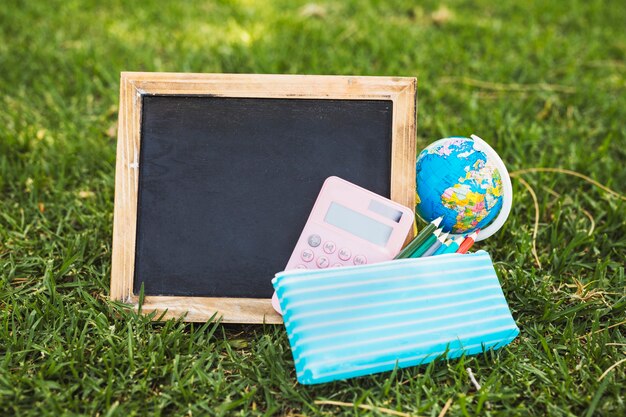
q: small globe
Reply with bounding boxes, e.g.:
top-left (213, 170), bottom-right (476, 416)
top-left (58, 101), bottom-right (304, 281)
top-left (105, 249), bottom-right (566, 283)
top-left (415, 135), bottom-right (512, 240)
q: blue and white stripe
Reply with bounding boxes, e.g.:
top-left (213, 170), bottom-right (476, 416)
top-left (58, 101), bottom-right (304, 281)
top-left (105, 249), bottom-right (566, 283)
top-left (272, 250), bottom-right (519, 385)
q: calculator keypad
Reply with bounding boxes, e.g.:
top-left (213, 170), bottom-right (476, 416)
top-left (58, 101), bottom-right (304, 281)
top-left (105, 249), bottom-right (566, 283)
top-left (316, 256), bottom-right (330, 268)
top-left (353, 254), bottom-right (367, 265)
top-left (322, 241), bottom-right (336, 254)
top-left (301, 249), bottom-right (314, 262)
top-left (307, 234), bottom-right (321, 247)
top-left (338, 248), bottom-right (352, 261)
top-left (290, 233), bottom-right (370, 271)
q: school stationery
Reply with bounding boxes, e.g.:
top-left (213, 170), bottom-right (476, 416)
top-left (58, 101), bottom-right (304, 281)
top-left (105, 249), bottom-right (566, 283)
top-left (433, 238), bottom-right (453, 256)
top-left (284, 176), bottom-right (415, 271)
top-left (409, 228), bottom-right (442, 258)
top-left (457, 231), bottom-right (479, 254)
top-left (414, 135), bottom-right (513, 241)
top-left (272, 250), bottom-right (520, 385)
top-left (272, 176), bottom-right (415, 314)
top-left (109, 72), bottom-right (417, 323)
top-left (421, 232), bottom-right (449, 257)
top-left (440, 236), bottom-right (465, 255)
top-left (394, 216), bottom-right (443, 259)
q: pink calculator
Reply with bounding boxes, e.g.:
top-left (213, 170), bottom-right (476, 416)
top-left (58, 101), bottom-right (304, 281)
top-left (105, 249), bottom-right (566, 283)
top-left (272, 176), bottom-right (414, 314)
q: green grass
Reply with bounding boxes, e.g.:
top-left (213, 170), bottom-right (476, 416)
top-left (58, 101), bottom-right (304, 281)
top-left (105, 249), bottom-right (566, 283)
top-left (1, 0), bottom-right (625, 415)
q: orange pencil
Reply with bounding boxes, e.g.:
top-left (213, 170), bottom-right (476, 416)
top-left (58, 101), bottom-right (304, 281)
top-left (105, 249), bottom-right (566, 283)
top-left (456, 231), bottom-right (479, 254)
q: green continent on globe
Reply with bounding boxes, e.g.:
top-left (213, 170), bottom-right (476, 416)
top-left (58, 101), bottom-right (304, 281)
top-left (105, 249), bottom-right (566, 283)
top-left (415, 137), bottom-right (504, 234)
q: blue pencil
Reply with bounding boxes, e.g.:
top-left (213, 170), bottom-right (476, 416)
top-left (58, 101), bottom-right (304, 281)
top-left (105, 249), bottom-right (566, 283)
top-left (439, 236), bottom-right (465, 255)
top-left (433, 237), bottom-right (453, 255)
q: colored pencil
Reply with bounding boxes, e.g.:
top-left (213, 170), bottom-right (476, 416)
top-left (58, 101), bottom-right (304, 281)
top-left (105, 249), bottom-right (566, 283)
top-left (421, 232), bottom-right (449, 257)
top-left (394, 216), bottom-right (443, 259)
top-left (409, 228), bottom-right (442, 258)
top-left (433, 238), bottom-right (453, 255)
top-left (456, 231), bottom-right (479, 254)
top-left (440, 236), bottom-right (465, 254)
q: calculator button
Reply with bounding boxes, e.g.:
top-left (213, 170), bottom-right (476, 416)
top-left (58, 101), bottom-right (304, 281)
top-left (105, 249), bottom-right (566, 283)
top-left (332, 263), bottom-right (343, 268)
top-left (316, 256), bottom-right (330, 268)
top-left (323, 241), bottom-right (336, 254)
top-left (353, 255), bottom-right (367, 265)
top-left (338, 248), bottom-right (352, 261)
top-left (296, 264), bottom-right (307, 269)
top-left (301, 249), bottom-right (314, 262)
top-left (307, 234), bottom-right (321, 247)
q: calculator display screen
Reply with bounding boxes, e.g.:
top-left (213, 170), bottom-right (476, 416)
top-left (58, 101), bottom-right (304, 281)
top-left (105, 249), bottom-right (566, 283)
top-left (368, 200), bottom-right (403, 222)
top-left (324, 202), bottom-right (393, 247)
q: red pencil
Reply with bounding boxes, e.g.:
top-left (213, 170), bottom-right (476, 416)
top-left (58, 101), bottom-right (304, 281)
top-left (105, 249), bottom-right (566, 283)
top-left (456, 231), bottom-right (479, 254)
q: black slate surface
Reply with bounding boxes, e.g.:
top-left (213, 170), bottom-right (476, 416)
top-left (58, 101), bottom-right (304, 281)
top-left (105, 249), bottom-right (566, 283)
top-left (134, 96), bottom-right (393, 298)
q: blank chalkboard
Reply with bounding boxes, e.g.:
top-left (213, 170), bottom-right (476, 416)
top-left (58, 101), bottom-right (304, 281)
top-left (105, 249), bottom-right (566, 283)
top-left (135, 96), bottom-right (392, 298)
top-left (111, 73), bottom-right (416, 323)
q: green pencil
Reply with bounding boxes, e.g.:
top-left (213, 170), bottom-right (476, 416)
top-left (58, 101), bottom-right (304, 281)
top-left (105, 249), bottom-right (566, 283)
top-left (409, 228), bottom-right (442, 258)
top-left (394, 216), bottom-right (443, 259)
top-left (421, 232), bottom-right (449, 257)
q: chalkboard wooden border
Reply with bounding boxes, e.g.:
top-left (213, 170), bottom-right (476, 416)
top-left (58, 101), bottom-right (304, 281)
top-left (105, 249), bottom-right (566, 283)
top-left (110, 72), bottom-right (417, 323)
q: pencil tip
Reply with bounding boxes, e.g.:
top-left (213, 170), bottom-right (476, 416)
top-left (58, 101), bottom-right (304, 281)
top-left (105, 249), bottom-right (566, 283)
top-left (439, 232), bottom-right (449, 241)
top-left (433, 227), bottom-right (443, 237)
top-left (432, 216), bottom-right (443, 227)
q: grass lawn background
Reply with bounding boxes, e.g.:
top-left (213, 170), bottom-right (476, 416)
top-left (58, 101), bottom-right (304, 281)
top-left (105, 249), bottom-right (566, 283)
top-left (1, 0), bottom-right (625, 415)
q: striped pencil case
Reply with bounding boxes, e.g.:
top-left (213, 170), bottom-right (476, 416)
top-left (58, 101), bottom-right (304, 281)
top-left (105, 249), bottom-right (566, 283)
top-left (272, 250), bottom-right (519, 385)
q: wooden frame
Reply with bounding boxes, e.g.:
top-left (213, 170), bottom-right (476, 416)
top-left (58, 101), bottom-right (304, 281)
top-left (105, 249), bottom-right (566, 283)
top-left (111, 72), bottom-right (417, 324)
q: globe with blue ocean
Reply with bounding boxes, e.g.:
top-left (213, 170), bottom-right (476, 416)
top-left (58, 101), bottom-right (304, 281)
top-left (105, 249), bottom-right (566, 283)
top-left (415, 135), bottom-right (512, 239)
